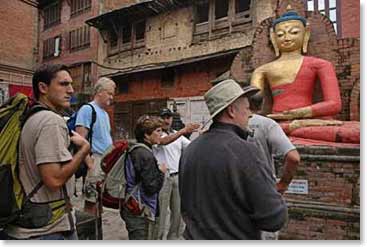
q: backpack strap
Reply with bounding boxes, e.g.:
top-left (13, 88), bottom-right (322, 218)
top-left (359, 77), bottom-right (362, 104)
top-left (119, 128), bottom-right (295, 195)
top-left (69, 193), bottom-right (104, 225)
top-left (18, 104), bottom-right (51, 202)
top-left (128, 143), bottom-right (152, 153)
top-left (62, 185), bottom-right (75, 232)
top-left (85, 103), bottom-right (96, 153)
top-left (124, 143), bottom-right (153, 212)
top-left (23, 181), bottom-right (43, 203)
top-left (20, 104), bottom-right (50, 127)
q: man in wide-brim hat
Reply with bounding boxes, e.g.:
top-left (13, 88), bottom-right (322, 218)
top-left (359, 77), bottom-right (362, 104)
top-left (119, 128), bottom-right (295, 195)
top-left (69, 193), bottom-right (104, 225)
top-left (178, 79), bottom-right (288, 240)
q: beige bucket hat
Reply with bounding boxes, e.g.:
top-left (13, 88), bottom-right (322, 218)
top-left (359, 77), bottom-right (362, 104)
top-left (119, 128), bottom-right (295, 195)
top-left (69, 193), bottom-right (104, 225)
top-left (204, 79), bottom-right (259, 120)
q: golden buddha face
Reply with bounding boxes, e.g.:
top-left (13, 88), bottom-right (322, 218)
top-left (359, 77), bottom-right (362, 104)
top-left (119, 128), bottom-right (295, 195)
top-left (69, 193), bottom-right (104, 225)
top-left (274, 20), bottom-right (305, 53)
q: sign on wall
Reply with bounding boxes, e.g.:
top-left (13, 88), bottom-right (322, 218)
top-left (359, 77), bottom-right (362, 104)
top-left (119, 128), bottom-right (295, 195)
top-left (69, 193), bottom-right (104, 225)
top-left (168, 96), bottom-right (211, 140)
top-left (284, 179), bottom-right (309, 194)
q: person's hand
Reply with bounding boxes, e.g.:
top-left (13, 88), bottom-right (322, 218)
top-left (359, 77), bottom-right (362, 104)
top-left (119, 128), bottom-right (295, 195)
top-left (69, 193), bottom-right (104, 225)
top-left (84, 155), bottom-right (95, 170)
top-left (70, 131), bottom-right (90, 151)
top-left (158, 163), bottom-right (167, 174)
top-left (183, 123), bottom-right (201, 134)
top-left (198, 129), bottom-right (207, 135)
top-left (276, 181), bottom-right (288, 195)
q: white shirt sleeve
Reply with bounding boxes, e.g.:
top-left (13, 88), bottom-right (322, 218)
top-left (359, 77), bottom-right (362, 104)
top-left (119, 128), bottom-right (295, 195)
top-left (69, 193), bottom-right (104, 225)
top-left (267, 121), bottom-right (295, 158)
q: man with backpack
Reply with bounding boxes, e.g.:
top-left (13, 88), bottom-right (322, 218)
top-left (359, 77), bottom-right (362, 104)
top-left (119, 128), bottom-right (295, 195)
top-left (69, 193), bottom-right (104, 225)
top-left (3, 64), bottom-right (90, 240)
top-left (75, 77), bottom-right (116, 215)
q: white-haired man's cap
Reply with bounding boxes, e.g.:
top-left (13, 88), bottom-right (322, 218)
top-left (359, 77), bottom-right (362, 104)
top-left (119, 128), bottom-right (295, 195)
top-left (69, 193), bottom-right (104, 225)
top-left (204, 79), bottom-right (259, 120)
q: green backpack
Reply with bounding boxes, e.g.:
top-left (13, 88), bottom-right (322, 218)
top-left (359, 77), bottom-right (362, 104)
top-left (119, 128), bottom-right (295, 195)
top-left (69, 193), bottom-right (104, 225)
top-left (0, 93), bottom-right (69, 230)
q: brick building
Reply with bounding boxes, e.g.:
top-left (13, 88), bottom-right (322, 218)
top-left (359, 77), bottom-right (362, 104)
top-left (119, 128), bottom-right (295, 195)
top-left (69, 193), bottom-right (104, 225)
top-left (0, 0), bottom-right (38, 105)
top-left (36, 0), bottom-right (103, 105)
top-left (87, 0), bottom-right (359, 139)
top-left (87, 0), bottom-right (278, 138)
top-left (87, 1), bottom-right (360, 239)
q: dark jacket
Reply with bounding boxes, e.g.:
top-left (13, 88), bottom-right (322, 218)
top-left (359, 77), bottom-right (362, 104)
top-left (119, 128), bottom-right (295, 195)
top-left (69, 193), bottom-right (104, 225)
top-left (179, 122), bottom-right (288, 240)
top-left (128, 142), bottom-right (164, 216)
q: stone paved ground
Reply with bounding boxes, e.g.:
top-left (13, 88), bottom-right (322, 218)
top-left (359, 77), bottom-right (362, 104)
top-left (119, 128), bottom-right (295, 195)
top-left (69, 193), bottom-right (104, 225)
top-left (71, 178), bottom-right (128, 240)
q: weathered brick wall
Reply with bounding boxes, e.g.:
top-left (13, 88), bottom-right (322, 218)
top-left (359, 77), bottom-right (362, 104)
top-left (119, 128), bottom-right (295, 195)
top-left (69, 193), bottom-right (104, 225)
top-left (340, 0), bottom-right (360, 39)
top-left (39, 0), bottom-right (100, 85)
top-left (281, 207), bottom-right (360, 240)
top-left (113, 56), bottom-right (234, 103)
top-left (336, 38), bottom-right (360, 121)
top-left (0, 0), bottom-right (38, 70)
top-left (279, 146), bottom-right (360, 207)
top-left (0, 0), bottom-right (37, 87)
top-left (277, 145), bottom-right (360, 240)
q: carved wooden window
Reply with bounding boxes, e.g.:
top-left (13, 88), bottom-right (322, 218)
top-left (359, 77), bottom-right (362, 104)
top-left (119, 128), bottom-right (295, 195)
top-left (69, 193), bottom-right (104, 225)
top-left (69, 26), bottom-right (90, 51)
top-left (43, 36), bottom-right (61, 59)
top-left (109, 29), bottom-right (118, 48)
top-left (68, 63), bottom-right (92, 93)
top-left (215, 0), bottom-right (229, 19)
top-left (134, 21), bottom-right (146, 48)
top-left (235, 0), bottom-right (251, 21)
top-left (71, 0), bottom-right (91, 17)
top-left (108, 20), bottom-right (146, 55)
top-left (135, 21), bottom-right (146, 41)
top-left (161, 69), bottom-right (175, 88)
top-left (118, 81), bottom-right (129, 94)
top-left (235, 0), bottom-right (251, 13)
top-left (43, 1), bottom-right (61, 30)
top-left (83, 63), bottom-right (92, 90)
top-left (305, 0), bottom-right (340, 35)
top-left (193, 0), bottom-right (252, 40)
top-left (196, 0), bottom-right (209, 23)
top-left (122, 25), bottom-right (132, 44)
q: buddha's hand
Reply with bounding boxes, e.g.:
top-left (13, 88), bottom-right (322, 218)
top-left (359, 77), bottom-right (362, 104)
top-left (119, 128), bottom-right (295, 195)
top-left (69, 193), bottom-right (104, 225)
top-left (267, 106), bottom-right (312, 120)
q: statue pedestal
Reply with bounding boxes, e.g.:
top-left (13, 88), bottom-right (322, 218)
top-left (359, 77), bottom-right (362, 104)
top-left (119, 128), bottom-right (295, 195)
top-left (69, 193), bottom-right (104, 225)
top-left (277, 145), bottom-right (360, 239)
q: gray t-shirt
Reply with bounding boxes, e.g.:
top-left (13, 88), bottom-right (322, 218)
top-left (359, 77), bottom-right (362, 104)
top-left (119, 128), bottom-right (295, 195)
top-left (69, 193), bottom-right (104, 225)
top-left (248, 114), bottom-right (295, 177)
top-left (5, 110), bottom-right (75, 239)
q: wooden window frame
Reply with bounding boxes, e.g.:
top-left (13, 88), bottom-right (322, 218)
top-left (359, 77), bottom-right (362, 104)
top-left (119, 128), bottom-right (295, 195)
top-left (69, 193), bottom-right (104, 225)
top-left (161, 69), bottom-right (176, 88)
top-left (43, 1), bottom-right (61, 30)
top-left (193, 0), bottom-right (252, 40)
top-left (69, 25), bottom-right (91, 52)
top-left (70, 0), bottom-right (92, 17)
top-left (42, 36), bottom-right (61, 60)
top-left (68, 62), bottom-right (92, 93)
top-left (133, 20), bottom-right (146, 49)
top-left (118, 81), bottom-right (129, 94)
top-left (107, 19), bottom-right (146, 56)
top-left (304, 0), bottom-right (341, 36)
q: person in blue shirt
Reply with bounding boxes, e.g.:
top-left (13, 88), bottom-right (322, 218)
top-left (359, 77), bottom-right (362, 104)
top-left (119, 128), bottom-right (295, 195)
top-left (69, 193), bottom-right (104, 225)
top-left (75, 77), bottom-right (116, 216)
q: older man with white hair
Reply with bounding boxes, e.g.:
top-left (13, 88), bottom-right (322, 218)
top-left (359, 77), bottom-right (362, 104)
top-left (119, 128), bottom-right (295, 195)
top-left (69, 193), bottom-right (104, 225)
top-left (179, 79), bottom-right (288, 240)
top-left (75, 77), bottom-right (116, 217)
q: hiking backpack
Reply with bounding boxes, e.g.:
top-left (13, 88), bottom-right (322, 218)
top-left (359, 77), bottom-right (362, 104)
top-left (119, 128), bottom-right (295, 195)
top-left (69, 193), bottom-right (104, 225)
top-left (97, 141), bottom-right (150, 210)
top-left (0, 93), bottom-right (69, 230)
top-left (67, 103), bottom-right (96, 179)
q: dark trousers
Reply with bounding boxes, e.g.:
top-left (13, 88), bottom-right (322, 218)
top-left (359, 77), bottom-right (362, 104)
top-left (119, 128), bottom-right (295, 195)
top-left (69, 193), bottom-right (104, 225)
top-left (120, 207), bottom-right (158, 240)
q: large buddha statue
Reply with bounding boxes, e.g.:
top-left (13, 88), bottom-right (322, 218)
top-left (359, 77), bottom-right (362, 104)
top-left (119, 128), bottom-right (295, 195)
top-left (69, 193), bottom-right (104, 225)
top-left (250, 7), bottom-right (359, 145)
